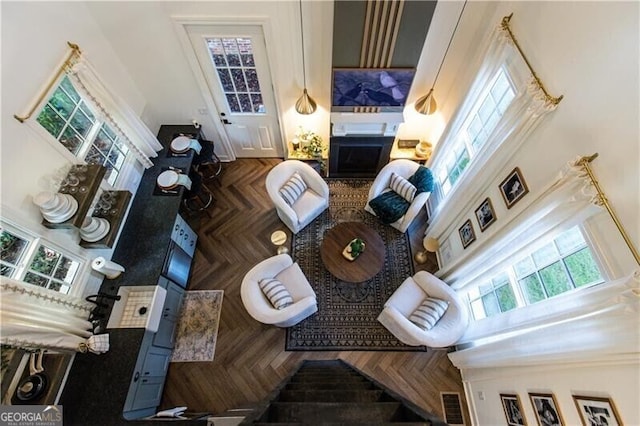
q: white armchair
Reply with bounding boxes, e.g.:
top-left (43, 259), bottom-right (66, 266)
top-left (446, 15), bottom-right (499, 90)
top-left (364, 159), bottom-right (432, 233)
top-left (377, 271), bottom-right (469, 347)
top-left (241, 254), bottom-right (318, 328)
top-left (266, 160), bottom-right (329, 234)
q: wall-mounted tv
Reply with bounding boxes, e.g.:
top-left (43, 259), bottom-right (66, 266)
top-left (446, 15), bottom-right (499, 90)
top-left (332, 68), bottom-right (416, 111)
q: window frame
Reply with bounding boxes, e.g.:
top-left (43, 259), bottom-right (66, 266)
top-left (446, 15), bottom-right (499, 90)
top-left (432, 65), bottom-right (518, 199)
top-left (466, 224), bottom-right (606, 322)
top-left (29, 75), bottom-right (137, 190)
top-left (1, 221), bottom-right (86, 296)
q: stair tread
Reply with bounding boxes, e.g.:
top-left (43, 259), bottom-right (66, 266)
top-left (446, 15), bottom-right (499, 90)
top-left (279, 389), bottom-right (385, 402)
top-left (268, 402), bottom-right (404, 423)
top-left (286, 382), bottom-right (376, 390)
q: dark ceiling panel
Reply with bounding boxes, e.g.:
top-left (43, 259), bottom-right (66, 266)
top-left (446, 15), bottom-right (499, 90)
top-left (391, 0), bottom-right (437, 67)
top-left (332, 0), bottom-right (367, 68)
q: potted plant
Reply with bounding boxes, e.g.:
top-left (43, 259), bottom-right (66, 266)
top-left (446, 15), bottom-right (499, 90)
top-left (343, 237), bottom-right (366, 261)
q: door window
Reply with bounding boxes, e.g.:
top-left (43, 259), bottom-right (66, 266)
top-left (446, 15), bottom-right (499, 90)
top-left (206, 37), bottom-right (265, 114)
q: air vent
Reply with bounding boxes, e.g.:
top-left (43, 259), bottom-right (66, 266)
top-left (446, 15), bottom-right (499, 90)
top-left (441, 391), bottom-right (465, 425)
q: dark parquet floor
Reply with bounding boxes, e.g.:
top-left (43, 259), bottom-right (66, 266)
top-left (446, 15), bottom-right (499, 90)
top-left (161, 158), bottom-right (468, 424)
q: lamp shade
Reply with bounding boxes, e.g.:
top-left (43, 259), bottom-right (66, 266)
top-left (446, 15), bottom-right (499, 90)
top-left (415, 88), bottom-right (437, 115)
top-left (423, 236), bottom-right (440, 252)
top-left (295, 88), bottom-right (317, 115)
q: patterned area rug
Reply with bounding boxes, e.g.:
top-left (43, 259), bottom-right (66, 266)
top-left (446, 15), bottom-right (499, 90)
top-left (170, 290), bottom-right (224, 362)
top-left (286, 179), bottom-right (421, 351)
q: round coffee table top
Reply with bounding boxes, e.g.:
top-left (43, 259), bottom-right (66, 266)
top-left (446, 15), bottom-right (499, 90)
top-left (320, 222), bottom-right (385, 283)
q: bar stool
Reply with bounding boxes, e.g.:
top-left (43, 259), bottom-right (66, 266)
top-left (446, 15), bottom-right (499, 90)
top-left (183, 171), bottom-right (214, 216)
top-left (193, 140), bottom-right (222, 181)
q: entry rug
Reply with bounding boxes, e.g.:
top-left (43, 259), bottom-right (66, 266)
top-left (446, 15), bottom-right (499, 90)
top-left (287, 179), bottom-right (422, 351)
top-left (171, 290), bottom-right (224, 362)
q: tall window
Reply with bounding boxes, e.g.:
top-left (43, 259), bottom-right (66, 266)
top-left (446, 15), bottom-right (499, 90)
top-left (206, 37), bottom-right (265, 113)
top-left (467, 226), bottom-right (604, 320)
top-left (1, 225), bottom-right (81, 294)
top-left (435, 68), bottom-right (516, 196)
top-left (36, 75), bottom-right (131, 186)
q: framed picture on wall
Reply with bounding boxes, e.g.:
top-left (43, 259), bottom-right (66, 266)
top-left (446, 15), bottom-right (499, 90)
top-left (529, 393), bottom-right (564, 426)
top-left (499, 167), bottom-right (529, 209)
top-left (475, 197), bottom-right (497, 232)
top-left (572, 395), bottom-right (622, 426)
top-left (501, 394), bottom-right (528, 426)
top-left (458, 219), bottom-right (476, 249)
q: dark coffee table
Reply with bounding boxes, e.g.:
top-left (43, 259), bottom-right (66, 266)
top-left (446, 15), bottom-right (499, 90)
top-left (320, 222), bottom-right (385, 283)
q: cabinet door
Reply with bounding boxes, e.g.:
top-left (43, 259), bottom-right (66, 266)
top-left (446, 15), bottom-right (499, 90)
top-left (152, 315), bottom-right (178, 349)
top-left (153, 278), bottom-right (184, 348)
top-left (130, 376), bottom-right (165, 412)
top-left (142, 346), bottom-right (172, 377)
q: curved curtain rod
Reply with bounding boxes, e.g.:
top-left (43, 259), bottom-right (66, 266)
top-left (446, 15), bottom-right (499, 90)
top-left (501, 14), bottom-right (564, 107)
top-left (14, 41), bottom-right (82, 123)
top-left (577, 153), bottom-right (640, 266)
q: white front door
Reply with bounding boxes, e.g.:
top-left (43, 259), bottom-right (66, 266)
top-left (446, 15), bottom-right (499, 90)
top-left (186, 24), bottom-right (283, 158)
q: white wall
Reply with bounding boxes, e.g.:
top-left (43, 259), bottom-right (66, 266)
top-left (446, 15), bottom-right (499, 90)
top-left (421, 2), bottom-right (640, 424)
top-left (1, 1), bottom-right (149, 295)
top-left (462, 360), bottom-right (640, 426)
top-left (83, 0), bottom-right (334, 160)
top-left (411, 1), bottom-right (639, 277)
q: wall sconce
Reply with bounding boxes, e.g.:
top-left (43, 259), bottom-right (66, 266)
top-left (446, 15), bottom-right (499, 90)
top-left (415, 236), bottom-right (439, 264)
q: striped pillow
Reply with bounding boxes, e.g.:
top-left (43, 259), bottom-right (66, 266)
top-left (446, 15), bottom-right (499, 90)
top-left (279, 172), bottom-right (307, 205)
top-left (409, 297), bottom-right (449, 330)
top-left (259, 278), bottom-right (294, 310)
top-left (390, 172), bottom-right (417, 203)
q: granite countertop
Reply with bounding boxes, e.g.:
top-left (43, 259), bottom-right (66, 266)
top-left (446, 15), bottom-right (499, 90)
top-left (60, 125), bottom-right (206, 425)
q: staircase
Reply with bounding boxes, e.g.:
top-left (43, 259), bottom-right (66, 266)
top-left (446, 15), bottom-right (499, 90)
top-left (242, 360), bottom-right (446, 425)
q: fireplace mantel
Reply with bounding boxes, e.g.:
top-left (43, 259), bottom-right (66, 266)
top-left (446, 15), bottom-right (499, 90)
top-left (330, 112), bottom-right (405, 137)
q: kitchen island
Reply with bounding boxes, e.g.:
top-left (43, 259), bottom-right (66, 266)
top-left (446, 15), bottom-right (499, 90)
top-left (59, 125), bottom-right (208, 425)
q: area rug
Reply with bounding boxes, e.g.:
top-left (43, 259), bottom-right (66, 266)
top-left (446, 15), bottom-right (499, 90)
top-left (170, 290), bottom-right (224, 362)
top-left (286, 179), bottom-right (422, 351)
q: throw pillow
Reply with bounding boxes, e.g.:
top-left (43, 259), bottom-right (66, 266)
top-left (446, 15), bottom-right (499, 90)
top-left (258, 278), bottom-right (294, 310)
top-left (279, 172), bottom-right (307, 205)
top-left (409, 297), bottom-right (449, 330)
top-left (368, 191), bottom-right (410, 224)
top-left (408, 166), bottom-right (435, 194)
top-left (390, 172), bottom-right (417, 202)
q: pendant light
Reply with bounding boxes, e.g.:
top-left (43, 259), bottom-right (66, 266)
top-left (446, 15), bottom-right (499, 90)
top-left (415, 1), bottom-right (468, 115)
top-left (295, 0), bottom-right (317, 114)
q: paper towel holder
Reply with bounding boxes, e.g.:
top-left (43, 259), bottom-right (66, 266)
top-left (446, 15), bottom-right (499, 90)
top-left (91, 256), bottom-right (125, 279)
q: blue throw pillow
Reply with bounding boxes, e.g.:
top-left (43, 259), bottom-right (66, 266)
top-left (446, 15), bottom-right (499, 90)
top-left (369, 191), bottom-right (410, 224)
top-left (408, 166), bottom-right (435, 194)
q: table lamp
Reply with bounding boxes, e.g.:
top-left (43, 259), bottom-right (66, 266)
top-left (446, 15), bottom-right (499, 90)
top-left (415, 236), bottom-right (439, 264)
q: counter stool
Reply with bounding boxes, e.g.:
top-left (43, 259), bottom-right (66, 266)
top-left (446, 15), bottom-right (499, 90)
top-left (183, 171), bottom-right (214, 216)
top-left (193, 140), bottom-right (222, 181)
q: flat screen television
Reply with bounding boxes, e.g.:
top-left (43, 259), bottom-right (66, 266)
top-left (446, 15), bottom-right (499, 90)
top-left (331, 68), bottom-right (416, 111)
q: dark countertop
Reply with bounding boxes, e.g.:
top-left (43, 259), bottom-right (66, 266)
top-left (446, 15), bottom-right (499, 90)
top-left (60, 125), bottom-right (207, 425)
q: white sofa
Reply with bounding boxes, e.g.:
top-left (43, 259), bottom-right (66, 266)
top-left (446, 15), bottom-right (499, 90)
top-left (241, 254), bottom-right (317, 328)
top-left (377, 270), bottom-right (469, 347)
top-left (266, 160), bottom-right (329, 234)
top-left (364, 159), bottom-right (431, 233)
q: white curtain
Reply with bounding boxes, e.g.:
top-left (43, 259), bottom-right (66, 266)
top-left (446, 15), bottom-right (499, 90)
top-left (448, 270), bottom-right (640, 369)
top-left (0, 277), bottom-right (94, 352)
top-left (427, 20), bottom-right (559, 233)
top-left (67, 56), bottom-right (162, 168)
top-left (441, 156), bottom-right (602, 286)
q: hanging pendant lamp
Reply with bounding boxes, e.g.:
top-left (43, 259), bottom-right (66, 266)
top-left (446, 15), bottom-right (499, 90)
top-left (295, 0), bottom-right (317, 114)
top-left (415, 1), bottom-right (468, 115)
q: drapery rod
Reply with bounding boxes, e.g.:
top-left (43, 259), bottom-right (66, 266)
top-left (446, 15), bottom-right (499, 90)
top-left (501, 14), bottom-right (564, 106)
top-left (14, 41), bottom-right (82, 123)
top-left (577, 153), bottom-right (640, 266)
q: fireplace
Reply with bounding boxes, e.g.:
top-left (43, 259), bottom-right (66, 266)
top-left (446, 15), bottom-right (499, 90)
top-left (329, 136), bottom-right (394, 178)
